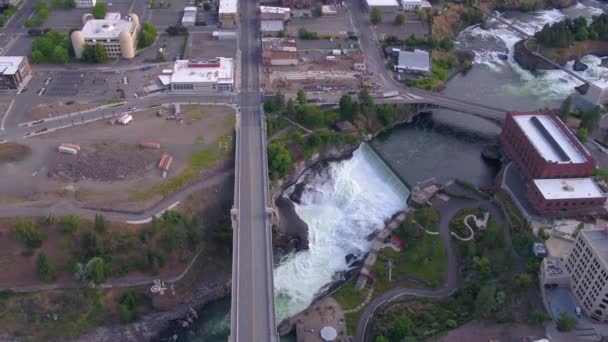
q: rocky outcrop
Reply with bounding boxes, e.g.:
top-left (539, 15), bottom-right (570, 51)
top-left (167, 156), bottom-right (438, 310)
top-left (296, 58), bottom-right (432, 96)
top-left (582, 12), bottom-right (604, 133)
top-left (573, 58), bottom-right (588, 72)
top-left (513, 40), bottom-right (559, 70)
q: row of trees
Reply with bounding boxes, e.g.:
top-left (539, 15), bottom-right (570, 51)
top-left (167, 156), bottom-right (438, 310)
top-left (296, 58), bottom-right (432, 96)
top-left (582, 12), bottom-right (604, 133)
top-left (535, 14), bottom-right (608, 48)
top-left (0, 5), bottom-right (17, 27)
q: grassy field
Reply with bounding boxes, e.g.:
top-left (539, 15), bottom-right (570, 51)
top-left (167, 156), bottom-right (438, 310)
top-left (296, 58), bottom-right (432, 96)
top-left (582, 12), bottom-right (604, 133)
top-left (332, 278), bottom-right (369, 335)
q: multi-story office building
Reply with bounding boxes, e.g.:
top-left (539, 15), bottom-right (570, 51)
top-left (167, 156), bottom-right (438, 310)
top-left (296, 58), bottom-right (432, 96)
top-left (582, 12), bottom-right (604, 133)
top-left (565, 229), bottom-right (608, 321)
top-left (71, 13), bottom-right (140, 59)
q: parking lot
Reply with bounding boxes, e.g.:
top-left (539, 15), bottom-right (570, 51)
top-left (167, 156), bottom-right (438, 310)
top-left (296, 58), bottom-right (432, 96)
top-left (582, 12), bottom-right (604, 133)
top-left (287, 5), bottom-right (353, 37)
top-left (189, 32), bottom-right (236, 59)
top-left (374, 12), bottom-right (429, 41)
top-left (44, 71), bottom-right (117, 97)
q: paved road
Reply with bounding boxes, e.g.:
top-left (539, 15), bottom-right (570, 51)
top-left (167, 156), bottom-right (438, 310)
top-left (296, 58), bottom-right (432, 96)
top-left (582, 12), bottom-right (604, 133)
top-left (0, 92), bottom-right (235, 141)
top-left (229, 0), bottom-right (278, 341)
top-left (348, 1), bottom-right (508, 119)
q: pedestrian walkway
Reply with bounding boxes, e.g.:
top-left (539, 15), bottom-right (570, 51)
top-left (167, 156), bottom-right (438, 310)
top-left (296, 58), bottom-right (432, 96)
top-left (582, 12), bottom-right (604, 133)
top-left (344, 285), bottom-right (376, 314)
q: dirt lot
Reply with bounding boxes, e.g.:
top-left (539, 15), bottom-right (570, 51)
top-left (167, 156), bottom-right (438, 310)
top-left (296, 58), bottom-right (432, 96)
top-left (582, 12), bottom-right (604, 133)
top-left (435, 321), bottom-right (546, 342)
top-left (24, 100), bottom-right (105, 121)
top-left (0, 104), bottom-right (235, 211)
top-left (375, 12), bottom-right (430, 40)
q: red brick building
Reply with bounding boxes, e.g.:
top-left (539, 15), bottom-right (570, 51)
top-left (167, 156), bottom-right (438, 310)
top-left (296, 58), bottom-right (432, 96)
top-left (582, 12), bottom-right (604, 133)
top-left (500, 111), bottom-right (606, 214)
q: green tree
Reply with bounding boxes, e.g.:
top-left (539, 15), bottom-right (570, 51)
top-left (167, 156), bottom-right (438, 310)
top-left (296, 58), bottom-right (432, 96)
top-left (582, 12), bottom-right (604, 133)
top-left (556, 313), bottom-right (578, 331)
top-left (515, 273), bottom-right (532, 288)
top-left (439, 36), bottom-right (453, 51)
top-left (91, 2), bottom-right (107, 19)
top-left (417, 8), bottom-right (427, 22)
top-left (81, 44), bottom-right (109, 63)
top-left (371, 8), bottom-right (382, 25)
top-left (31, 49), bottom-right (46, 63)
top-left (339, 95), bottom-right (358, 121)
top-left (374, 336), bottom-right (389, 342)
top-left (394, 13), bottom-right (405, 26)
top-left (286, 98), bottom-right (295, 116)
top-left (268, 141), bottom-right (292, 180)
top-left (296, 89), bottom-right (307, 106)
top-left (88, 257), bottom-right (107, 284)
top-left (36, 252), bottom-right (57, 281)
top-left (13, 219), bottom-right (44, 248)
top-left (474, 284), bottom-right (497, 318)
top-left (528, 310), bottom-right (551, 324)
top-left (445, 319), bottom-right (458, 328)
top-left (94, 214), bottom-right (107, 234)
top-left (80, 230), bottom-right (104, 259)
top-left (581, 106), bottom-right (602, 132)
top-left (264, 99), bottom-right (278, 113)
top-left (275, 90), bottom-right (286, 112)
top-left (576, 127), bottom-right (588, 143)
top-left (391, 315), bottom-right (413, 339)
top-left (377, 104), bottom-right (395, 126)
top-left (559, 95), bottom-right (572, 121)
top-left (138, 22), bottom-right (158, 49)
top-left (59, 215), bottom-right (81, 233)
top-left (51, 46), bottom-right (69, 63)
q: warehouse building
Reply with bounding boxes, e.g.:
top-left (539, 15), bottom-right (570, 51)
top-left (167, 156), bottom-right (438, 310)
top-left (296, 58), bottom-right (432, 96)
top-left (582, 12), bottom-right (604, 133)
top-left (71, 12), bottom-right (140, 59)
top-left (170, 58), bottom-right (234, 92)
top-left (75, 0), bottom-right (96, 8)
top-left (396, 49), bottom-right (431, 75)
top-left (0, 56), bottom-right (31, 90)
top-left (401, 0), bottom-right (431, 11)
top-left (182, 6), bottom-right (197, 27)
top-left (364, 0), bottom-right (400, 11)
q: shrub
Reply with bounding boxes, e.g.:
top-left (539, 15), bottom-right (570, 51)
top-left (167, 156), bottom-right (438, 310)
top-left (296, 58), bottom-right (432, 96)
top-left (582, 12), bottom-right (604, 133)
top-left (13, 219), bottom-right (44, 248)
top-left (59, 215), bottom-right (81, 233)
top-left (268, 141), bottom-right (292, 180)
top-left (556, 313), bottom-right (578, 332)
top-left (298, 28), bottom-right (319, 40)
top-left (94, 214), bottom-right (107, 234)
top-left (91, 3), bottom-right (107, 19)
top-left (138, 22), bottom-right (158, 49)
top-left (371, 8), bottom-right (382, 25)
top-left (36, 252), bottom-right (57, 281)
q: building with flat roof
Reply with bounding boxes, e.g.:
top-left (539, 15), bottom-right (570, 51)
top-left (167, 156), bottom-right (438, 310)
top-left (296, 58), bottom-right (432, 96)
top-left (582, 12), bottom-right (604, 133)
top-left (565, 229), bottom-right (608, 321)
top-left (0, 56), bottom-right (31, 90)
top-left (260, 6), bottom-right (290, 21)
top-left (261, 20), bottom-right (284, 35)
top-left (182, 6), bottom-right (197, 27)
top-left (396, 49), bottom-right (431, 75)
top-left (528, 178), bottom-right (606, 214)
top-left (501, 111), bottom-right (595, 180)
top-left (364, 0), bottom-right (400, 10)
top-left (281, 0), bottom-right (311, 8)
top-left (401, 0), bottom-right (432, 11)
top-left (219, 0), bottom-right (238, 27)
top-left (71, 12), bottom-right (140, 59)
top-left (501, 111), bottom-right (604, 214)
top-left (170, 58), bottom-right (234, 92)
top-left (262, 37), bottom-right (298, 65)
top-left (75, 0), bottom-right (96, 8)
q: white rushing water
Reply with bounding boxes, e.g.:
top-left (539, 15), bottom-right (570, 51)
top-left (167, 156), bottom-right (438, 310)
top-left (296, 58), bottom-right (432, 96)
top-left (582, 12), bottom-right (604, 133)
top-left (273, 143), bottom-right (409, 322)
top-left (456, 2), bottom-right (608, 101)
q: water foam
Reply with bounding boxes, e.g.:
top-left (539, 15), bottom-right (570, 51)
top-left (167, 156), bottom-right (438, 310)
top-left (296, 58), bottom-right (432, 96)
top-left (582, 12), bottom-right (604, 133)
top-left (273, 143), bottom-right (409, 322)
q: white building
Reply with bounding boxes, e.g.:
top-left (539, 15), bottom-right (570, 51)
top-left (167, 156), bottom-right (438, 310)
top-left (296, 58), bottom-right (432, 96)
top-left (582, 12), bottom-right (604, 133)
top-left (75, 0), bottom-right (96, 8)
top-left (364, 0), bottom-right (400, 10)
top-left (584, 79), bottom-right (608, 107)
top-left (71, 13), bottom-right (140, 59)
top-left (170, 58), bottom-right (234, 92)
top-left (219, 0), bottom-right (238, 27)
top-left (260, 6), bottom-right (290, 21)
top-left (182, 6), bottom-right (197, 27)
top-left (401, 0), bottom-right (431, 11)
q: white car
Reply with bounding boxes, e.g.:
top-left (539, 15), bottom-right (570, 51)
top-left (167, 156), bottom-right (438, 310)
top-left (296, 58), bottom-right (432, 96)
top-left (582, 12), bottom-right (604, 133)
top-left (576, 306), bottom-right (582, 317)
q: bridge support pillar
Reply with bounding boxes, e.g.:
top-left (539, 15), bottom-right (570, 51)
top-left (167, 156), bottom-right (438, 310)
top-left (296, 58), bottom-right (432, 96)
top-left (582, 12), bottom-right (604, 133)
top-left (230, 207), bottom-right (238, 229)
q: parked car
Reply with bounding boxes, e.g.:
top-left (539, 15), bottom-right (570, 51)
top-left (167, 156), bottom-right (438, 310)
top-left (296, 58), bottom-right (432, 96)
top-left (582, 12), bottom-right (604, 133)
top-left (576, 306), bottom-right (582, 317)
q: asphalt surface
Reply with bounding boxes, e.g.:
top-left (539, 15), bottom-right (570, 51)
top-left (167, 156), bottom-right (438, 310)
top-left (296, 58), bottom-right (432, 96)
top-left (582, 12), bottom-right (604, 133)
top-left (0, 92), bottom-right (235, 141)
top-left (347, 1), bottom-right (508, 119)
top-left (229, 0), bottom-right (278, 341)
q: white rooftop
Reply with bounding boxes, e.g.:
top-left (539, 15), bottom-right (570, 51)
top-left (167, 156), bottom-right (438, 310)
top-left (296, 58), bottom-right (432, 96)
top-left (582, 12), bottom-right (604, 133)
top-left (171, 58), bottom-right (234, 84)
top-left (81, 14), bottom-right (134, 39)
top-left (513, 114), bottom-right (586, 164)
top-left (260, 6), bottom-right (290, 14)
top-left (533, 178), bottom-right (605, 200)
top-left (365, 0), bottom-right (399, 7)
top-left (219, 0), bottom-right (237, 14)
top-left (0, 56), bottom-right (24, 75)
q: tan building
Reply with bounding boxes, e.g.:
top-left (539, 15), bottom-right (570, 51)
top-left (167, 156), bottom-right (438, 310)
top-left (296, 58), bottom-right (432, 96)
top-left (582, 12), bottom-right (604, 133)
top-left (565, 229), bottom-right (608, 321)
top-left (219, 0), bottom-right (238, 28)
top-left (71, 12), bottom-right (140, 59)
top-left (0, 56), bottom-right (31, 90)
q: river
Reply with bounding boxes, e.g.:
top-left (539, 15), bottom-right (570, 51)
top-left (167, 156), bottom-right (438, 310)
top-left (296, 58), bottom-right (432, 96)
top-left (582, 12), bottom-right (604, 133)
top-left (178, 1), bottom-right (608, 340)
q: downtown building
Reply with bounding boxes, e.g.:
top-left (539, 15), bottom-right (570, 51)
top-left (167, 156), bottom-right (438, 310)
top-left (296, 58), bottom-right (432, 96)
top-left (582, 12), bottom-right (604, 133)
top-left (0, 56), bottom-right (31, 90)
top-left (71, 13), bottom-right (140, 59)
top-left (170, 58), bottom-right (234, 92)
top-left (500, 111), bottom-right (606, 214)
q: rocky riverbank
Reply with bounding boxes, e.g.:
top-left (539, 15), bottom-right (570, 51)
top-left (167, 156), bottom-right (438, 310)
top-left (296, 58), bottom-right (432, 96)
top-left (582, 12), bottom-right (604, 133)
top-left (514, 39), bottom-right (608, 71)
